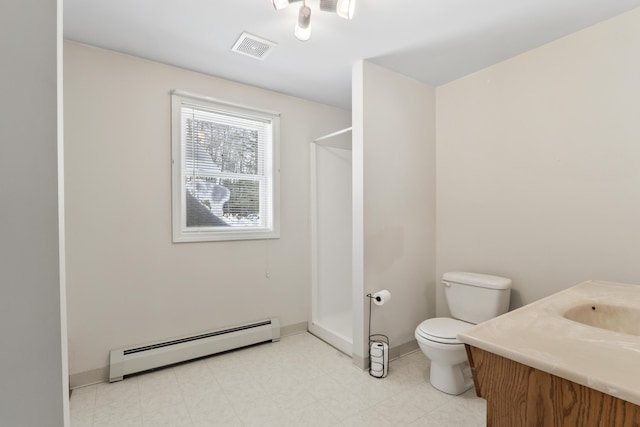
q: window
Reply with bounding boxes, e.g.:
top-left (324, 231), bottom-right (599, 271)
top-left (171, 91), bottom-right (280, 242)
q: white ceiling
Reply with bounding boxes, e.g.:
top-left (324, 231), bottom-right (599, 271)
top-left (64, 0), bottom-right (640, 110)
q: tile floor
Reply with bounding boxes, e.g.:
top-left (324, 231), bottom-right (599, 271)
top-left (70, 332), bottom-right (486, 426)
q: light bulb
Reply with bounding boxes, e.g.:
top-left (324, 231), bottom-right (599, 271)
top-left (294, 5), bottom-right (311, 41)
top-left (336, 0), bottom-right (355, 19)
top-left (272, 0), bottom-right (289, 10)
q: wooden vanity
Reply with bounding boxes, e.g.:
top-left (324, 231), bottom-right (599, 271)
top-left (458, 280), bottom-right (640, 427)
top-left (465, 345), bottom-right (640, 426)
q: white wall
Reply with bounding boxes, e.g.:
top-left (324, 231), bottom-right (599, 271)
top-left (64, 42), bottom-right (351, 380)
top-left (313, 145), bottom-right (352, 339)
top-left (436, 8), bottom-right (640, 315)
top-left (352, 61), bottom-right (436, 362)
top-left (0, 0), bottom-right (67, 425)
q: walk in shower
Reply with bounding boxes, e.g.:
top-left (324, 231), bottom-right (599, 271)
top-left (309, 128), bottom-right (353, 355)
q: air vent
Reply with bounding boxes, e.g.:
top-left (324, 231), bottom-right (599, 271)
top-left (231, 32), bottom-right (277, 60)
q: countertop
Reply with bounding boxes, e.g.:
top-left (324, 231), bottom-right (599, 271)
top-left (458, 280), bottom-right (640, 406)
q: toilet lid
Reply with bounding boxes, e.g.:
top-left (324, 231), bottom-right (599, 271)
top-left (416, 318), bottom-right (473, 344)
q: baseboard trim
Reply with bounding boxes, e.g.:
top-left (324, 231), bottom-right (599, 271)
top-left (69, 366), bottom-right (108, 390)
top-left (393, 339), bottom-right (419, 360)
top-left (69, 321), bottom-right (310, 389)
top-left (281, 321), bottom-right (308, 337)
top-left (352, 353), bottom-right (367, 370)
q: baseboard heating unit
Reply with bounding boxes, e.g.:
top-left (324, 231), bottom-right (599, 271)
top-left (109, 318), bottom-right (280, 382)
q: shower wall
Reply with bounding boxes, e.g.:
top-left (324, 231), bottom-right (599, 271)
top-left (310, 141), bottom-right (353, 354)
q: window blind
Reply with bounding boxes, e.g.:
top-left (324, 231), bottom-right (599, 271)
top-left (181, 103), bottom-right (273, 230)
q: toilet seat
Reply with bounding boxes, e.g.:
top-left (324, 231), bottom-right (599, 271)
top-left (416, 318), bottom-right (473, 345)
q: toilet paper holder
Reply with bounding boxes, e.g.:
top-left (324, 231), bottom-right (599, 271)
top-left (369, 334), bottom-right (389, 378)
top-left (366, 293), bottom-right (390, 378)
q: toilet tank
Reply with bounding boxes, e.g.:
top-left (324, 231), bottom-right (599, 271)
top-left (443, 272), bottom-right (512, 324)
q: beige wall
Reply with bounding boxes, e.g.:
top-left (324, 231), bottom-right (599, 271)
top-left (352, 61), bottom-right (436, 360)
top-left (65, 5), bottom-right (640, 379)
top-left (0, 0), bottom-right (66, 425)
top-left (64, 42), bottom-right (350, 379)
top-left (436, 8), bottom-right (640, 315)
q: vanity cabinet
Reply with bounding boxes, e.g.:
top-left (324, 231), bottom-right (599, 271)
top-left (465, 345), bottom-right (640, 426)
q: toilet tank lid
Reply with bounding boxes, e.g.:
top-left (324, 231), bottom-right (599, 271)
top-left (443, 272), bottom-right (512, 290)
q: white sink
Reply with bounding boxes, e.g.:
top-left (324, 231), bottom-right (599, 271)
top-left (563, 303), bottom-right (640, 336)
top-left (458, 280), bottom-right (640, 407)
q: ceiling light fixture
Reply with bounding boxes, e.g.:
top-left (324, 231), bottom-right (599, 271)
top-left (271, 0), bottom-right (302, 11)
top-left (294, 4), bottom-right (312, 41)
top-left (272, 0), bottom-right (356, 41)
top-left (336, 0), bottom-right (356, 19)
top-left (320, 0), bottom-right (356, 20)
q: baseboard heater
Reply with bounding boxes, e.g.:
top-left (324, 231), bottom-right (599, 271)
top-left (109, 318), bottom-right (280, 382)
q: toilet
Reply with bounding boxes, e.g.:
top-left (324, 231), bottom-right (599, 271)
top-left (415, 272), bottom-right (512, 395)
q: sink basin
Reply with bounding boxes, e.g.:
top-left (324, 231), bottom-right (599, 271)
top-left (458, 280), bottom-right (640, 407)
top-left (563, 303), bottom-right (640, 336)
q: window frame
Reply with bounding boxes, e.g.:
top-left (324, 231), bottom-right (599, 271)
top-left (171, 90), bottom-right (280, 242)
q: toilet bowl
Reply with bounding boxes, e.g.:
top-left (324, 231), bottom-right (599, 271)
top-left (415, 272), bottom-right (512, 395)
top-left (415, 317), bottom-right (475, 395)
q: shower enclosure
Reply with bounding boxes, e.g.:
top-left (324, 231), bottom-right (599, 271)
top-left (309, 128), bottom-right (353, 355)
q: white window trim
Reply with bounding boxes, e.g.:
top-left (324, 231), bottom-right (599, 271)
top-left (171, 90), bottom-right (280, 242)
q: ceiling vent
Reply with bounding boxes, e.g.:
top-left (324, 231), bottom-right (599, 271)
top-left (231, 32), bottom-right (277, 60)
